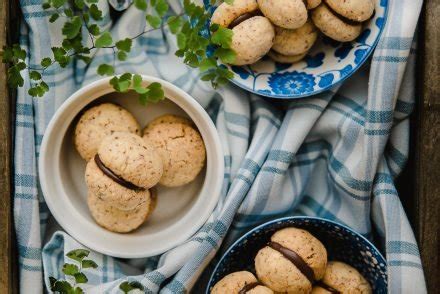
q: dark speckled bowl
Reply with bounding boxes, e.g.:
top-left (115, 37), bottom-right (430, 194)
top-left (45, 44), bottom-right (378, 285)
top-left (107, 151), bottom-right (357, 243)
top-left (206, 217), bottom-right (387, 293)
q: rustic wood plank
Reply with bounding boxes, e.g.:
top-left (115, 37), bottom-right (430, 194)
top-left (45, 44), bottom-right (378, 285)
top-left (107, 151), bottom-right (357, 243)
top-left (0, 0), bottom-right (14, 292)
top-left (415, 0), bottom-right (440, 292)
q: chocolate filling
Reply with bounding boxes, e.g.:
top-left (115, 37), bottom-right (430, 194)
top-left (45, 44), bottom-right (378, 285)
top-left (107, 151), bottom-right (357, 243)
top-left (315, 281), bottom-right (341, 293)
top-left (94, 154), bottom-right (145, 191)
top-left (228, 10), bottom-right (263, 29)
top-left (268, 241), bottom-right (315, 283)
top-left (320, 0), bottom-right (372, 26)
top-left (238, 282), bottom-right (261, 294)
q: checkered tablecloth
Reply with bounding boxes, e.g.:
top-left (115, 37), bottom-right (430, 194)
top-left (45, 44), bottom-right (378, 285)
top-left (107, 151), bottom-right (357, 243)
top-left (14, 0), bottom-right (426, 293)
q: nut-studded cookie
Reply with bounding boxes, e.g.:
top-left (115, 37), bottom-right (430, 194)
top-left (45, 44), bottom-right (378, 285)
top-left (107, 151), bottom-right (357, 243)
top-left (312, 4), bottom-right (362, 42)
top-left (85, 132), bottom-right (163, 209)
top-left (257, 0), bottom-right (308, 29)
top-left (74, 103), bottom-right (140, 161)
top-left (143, 121), bottom-right (206, 187)
top-left (272, 20), bottom-right (318, 57)
top-left (230, 16), bottom-right (275, 65)
top-left (325, 0), bottom-right (375, 22)
top-left (87, 191), bottom-right (151, 233)
top-left (268, 50), bottom-right (307, 64)
top-left (211, 271), bottom-right (273, 294)
top-left (312, 261), bottom-right (372, 294)
top-left (211, 0), bottom-right (259, 28)
top-left (255, 227), bottom-right (328, 293)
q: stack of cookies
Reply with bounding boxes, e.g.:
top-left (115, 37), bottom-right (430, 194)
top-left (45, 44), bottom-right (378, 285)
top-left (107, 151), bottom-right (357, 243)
top-left (211, 0), bottom-right (375, 65)
top-left (74, 103), bottom-right (206, 233)
top-left (211, 227), bottom-right (372, 294)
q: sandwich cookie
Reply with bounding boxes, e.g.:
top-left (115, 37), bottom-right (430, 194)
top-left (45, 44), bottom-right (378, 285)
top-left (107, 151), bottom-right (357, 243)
top-left (211, 271), bottom-right (273, 294)
top-left (255, 227), bottom-right (328, 293)
top-left (311, 4), bottom-right (363, 42)
top-left (85, 132), bottom-right (163, 209)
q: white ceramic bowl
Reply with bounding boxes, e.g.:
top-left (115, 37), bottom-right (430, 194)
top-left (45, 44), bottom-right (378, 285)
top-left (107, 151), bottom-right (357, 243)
top-left (39, 76), bottom-right (224, 258)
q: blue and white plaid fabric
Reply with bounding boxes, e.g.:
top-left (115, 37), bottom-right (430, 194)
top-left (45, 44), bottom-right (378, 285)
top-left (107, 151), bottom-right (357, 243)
top-left (15, 0), bottom-right (427, 293)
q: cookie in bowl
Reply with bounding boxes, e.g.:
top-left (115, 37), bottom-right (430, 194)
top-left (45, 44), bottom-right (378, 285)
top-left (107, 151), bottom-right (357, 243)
top-left (87, 190), bottom-right (151, 233)
top-left (143, 115), bottom-right (206, 187)
top-left (257, 0), bottom-right (308, 29)
top-left (269, 20), bottom-right (318, 64)
top-left (255, 227), bottom-right (327, 293)
top-left (312, 261), bottom-right (372, 294)
top-left (74, 103), bottom-right (140, 161)
top-left (85, 132), bottom-right (163, 210)
top-left (211, 271), bottom-right (273, 294)
top-left (211, 0), bottom-right (275, 65)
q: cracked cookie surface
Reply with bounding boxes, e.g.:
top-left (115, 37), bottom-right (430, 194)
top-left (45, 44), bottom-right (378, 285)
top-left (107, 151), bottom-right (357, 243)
top-left (87, 190), bottom-right (151, 233)
top-left (74, 103), bottom-right (140, 161)
top-left (143, 121), bottom-right (206, 187)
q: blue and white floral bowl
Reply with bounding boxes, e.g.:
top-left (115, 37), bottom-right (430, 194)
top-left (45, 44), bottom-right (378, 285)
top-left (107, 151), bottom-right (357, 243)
top-left (206, 217), bottom-right (388, 293)
top-left (204, 0), bottom-right (388, 99)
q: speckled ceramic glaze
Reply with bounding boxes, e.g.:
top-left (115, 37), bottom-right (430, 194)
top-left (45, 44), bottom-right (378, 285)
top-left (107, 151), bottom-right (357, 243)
top-left (204, 0), bottom-right (388, 99)
top-left (207, 217), bottom-right (387, 293)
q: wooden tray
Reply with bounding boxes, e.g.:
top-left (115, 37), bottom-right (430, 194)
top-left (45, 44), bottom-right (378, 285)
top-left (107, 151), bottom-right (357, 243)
top-left (1, 0), bottom-right (439, 292)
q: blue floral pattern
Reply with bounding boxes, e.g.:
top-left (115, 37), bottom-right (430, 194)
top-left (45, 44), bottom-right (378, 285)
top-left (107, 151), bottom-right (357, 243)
top-left (205, 0), bottom-right (388, 99)
top-left (268, 71), bottom-right (316, 96)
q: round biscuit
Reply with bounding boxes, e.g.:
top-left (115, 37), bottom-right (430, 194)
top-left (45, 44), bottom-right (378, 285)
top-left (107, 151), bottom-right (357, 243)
top-left (272, 20), bottom-right (318, 56)
top-left (211, 0), bottom-right (259, 27)
top-left (257, 0), bottom-right (308, 29)
top-left (268, 50), bottom-right (307, 64)
top-left (143, 122), bottom-right (206, 187)
top-left (87, 191), bottom-right (150, 233)
top-left (74, 103), bottom-right (140, 161)
top-left (325, 0), bottom-right (375, 22)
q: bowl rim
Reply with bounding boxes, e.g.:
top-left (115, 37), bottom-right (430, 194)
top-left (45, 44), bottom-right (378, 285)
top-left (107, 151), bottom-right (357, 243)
top-left (204, 0), bottom-right (389, 99)
top-left (206, 216), bottom-right (386, 292)
top-left (39, 75), bottom-right (225, 258)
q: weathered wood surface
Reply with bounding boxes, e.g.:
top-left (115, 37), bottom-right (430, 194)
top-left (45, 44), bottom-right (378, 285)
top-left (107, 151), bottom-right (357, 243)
top-left (0, 0), bottom-right (439, 293)
top-left (415, 0), bottom-right (440, 292)
top-left (0, 0), bottom-right (14, 292)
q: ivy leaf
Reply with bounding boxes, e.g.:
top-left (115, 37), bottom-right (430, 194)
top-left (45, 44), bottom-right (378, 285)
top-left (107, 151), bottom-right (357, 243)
top-left (146, 15), bottom-right (161, 29)
top-left (64, 8), bottom-right (74, 17)
top-left (89, 4), bottom-right (103, 21)
top-left (81, 259), bottom-right (98, 269)
top-left (74, 0), bottom-right (85, 9)
top-left (95, 32), bottom-right (113, 48)
top-left (12, 45), bottom-right (26, 60)
top-left (117, 51), bottom-right (127, 61)
top-left (41, 57), bottom-right (52, 67)
top-left (214, 48), bottom-right (236, 64)
top-left (134, 0), bottom-right (147, 10)
top-left (119, 281), bottom-right (145, 294)
top-left (51, 280), bottom-right (73, 292)
top-left (211, 27), bottom-right (233, 49)
top-left (62, 263), bottom-right (79, 276)
top-left (154, 0), bottom-right (169, 17)
top-left (97, 64), bottom-right (114, 76)
top-left (74, 272), bottom-right (88, 284)
top-left (74, 287), bottom-right (84, 294)
top-left (29, 71), bottom-right (42, 81)
top-left (0, 47), bottom-right (13, 62)
top-left (7, 65), bottom-right (25, 88)
top-left (42, 2), bottom-right (51, 9)
top-left (132, 74), bottom-right (142, 87)
top-left (115, 38), bottom-right (132, 52)
top-left (145, 82), bottom-right (164, 102)
top-left (66, 249), bottom-right (90, 262)
top-left (198, 58), bottom-right (217, 72)
top-left (176, 33), bottom-right (186, 49)
top-left (167, 16), bottom-right (182, 34)
top-left (49, 13), bottom-right (60, 23)
top-left (88, 24), bottom-right (100, 36)
top-left (52, 0), bottom-right (67, 9)
top-left (49, 277), bottom-right (58, 289)
top-left (62, 16), bottom-right (82, 39)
